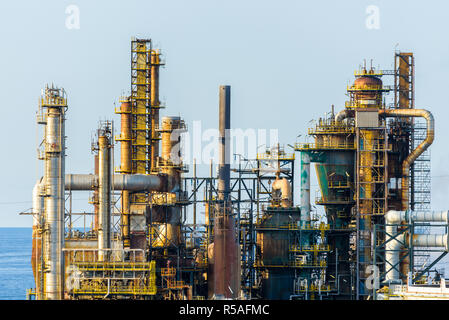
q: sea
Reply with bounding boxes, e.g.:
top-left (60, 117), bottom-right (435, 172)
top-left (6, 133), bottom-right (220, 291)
top-left (0, 228), bottom-right (34, 300)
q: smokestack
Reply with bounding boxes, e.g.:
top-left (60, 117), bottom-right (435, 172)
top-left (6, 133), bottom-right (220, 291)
top-left (218, 85), bottom-right (231, 201)
top-left (213, 85), bottom-right (240, 299)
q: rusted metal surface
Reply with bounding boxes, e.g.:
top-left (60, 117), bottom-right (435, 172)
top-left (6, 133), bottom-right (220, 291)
top-left (150, 51), bottom-right (160, 172)
top-left (120, 100), bottom-right (132, 248)
top-left (213, 85), bottom-right (240, 299)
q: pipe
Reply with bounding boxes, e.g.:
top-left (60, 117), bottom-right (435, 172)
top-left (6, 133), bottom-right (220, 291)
top-left (98, 132), bottom-right (111, 262)
top-left (93, 155), bottom-right (99, 231)
top-left (335, 109), bottom-right (354, 122)
top-left (31, 178), bottom-right (44, 297)
top-left (65, 174), bottom-right (162, 191)
top-left (379, 109), bottom-right (434, 210)
top-left (384, 210), bottom-right (449, 282)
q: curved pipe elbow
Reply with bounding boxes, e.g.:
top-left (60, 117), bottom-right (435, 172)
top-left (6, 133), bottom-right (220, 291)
top-left (379, 109), bottom-right (434, 172)
top-left (335, 109), bottom-right (354, 122)
top-left (379, 109), bottom-right (434, 210)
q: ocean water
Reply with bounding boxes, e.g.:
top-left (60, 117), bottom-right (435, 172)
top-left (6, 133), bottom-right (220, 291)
top-left (0, 228), bottom-right (34, 300)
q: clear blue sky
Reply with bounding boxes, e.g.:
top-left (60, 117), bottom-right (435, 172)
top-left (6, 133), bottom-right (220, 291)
top-left (1, 0), bottom-right (449, 229)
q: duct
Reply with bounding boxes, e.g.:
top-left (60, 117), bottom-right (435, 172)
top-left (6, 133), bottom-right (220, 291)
top-left (384, 210), bottom-right (449, 282)
top-left (335, 109), bottom-right (354, 122)
top-left (379, 109), bottom-right (434, 210)
top-left (65, 174), bottom-right (162, 192)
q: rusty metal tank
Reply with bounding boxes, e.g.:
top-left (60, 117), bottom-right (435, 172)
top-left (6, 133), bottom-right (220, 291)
top-left (352, 75), bottom-right (383, 106)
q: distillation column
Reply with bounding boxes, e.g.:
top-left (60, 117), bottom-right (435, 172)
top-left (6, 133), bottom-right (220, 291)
top-left (348, 69), bottom-right (389, 298)
top-left (300, 152), bottom-right (311, 224)
top-left (40, 86), bottom-right (67, 300)
top-left (118, 99), bottom-right (132, 248)
top-left (98, 123), bottom-right (112, 261)
top-left (155, 116), bottom-right (186, 247)
top-left (150, 49), bottom-right (162, 173)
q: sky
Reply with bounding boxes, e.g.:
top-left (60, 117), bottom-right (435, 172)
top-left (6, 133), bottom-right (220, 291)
top-left (0, 0), bottom-right (449, 235)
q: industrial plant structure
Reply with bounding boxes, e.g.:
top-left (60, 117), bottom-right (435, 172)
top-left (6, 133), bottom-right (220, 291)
top-left (26, 38), bottom-right (448, 300)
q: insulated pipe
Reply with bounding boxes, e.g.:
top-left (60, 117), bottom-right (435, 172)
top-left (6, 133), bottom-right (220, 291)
top-left (379, 109), bottom-right (434, 210)
top-left (384, 210), bottom-right (449, 281)
top-left (98, 133), bottom-right (111, 262)
top-left (65, 174), bottom-right (162, 191)
top-left (300, 152), bottom-right (311, 222)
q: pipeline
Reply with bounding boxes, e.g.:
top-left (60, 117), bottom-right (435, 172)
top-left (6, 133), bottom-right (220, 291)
top-left (379, 109), bottom-right (434, 210)
top-left (65, 174), bottom-right (162, 191)
top-left (384, 210), bottom-right (449, 282)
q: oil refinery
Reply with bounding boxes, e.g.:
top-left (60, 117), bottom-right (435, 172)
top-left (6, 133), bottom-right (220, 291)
top-left (25, 37), bottom-right (449, 300)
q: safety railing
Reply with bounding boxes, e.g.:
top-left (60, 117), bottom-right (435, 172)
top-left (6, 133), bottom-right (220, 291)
top-left (294, 142), bottom-right (355, 151)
